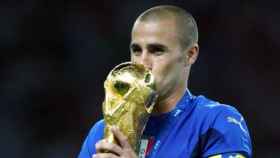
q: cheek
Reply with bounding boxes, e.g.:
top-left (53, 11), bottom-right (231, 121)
top-left (157, 55), bottom-right (178, 71)
top-left (152, 63), bottom-right (179, 94)
top-left (130, 55), bottom-right (138, 63)
top-left (154, 57), bottom-right (184, 82)
top-left (152, 59), bottom-right (174, 82)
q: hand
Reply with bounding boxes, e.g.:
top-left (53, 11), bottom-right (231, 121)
top-left (93, 126), bottom-right (138, 158)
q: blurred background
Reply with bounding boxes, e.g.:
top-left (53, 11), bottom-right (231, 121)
top-left (0, 0), bottom-right (279, 157)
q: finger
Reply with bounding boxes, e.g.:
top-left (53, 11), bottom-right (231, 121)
top-left (92, 153), bottom-right (119, 158)
top-left (95, 139), bottom-right (122, 155)
top-left (111, 126), bottom-right (130, 148)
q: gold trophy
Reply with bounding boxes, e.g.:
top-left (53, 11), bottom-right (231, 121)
top-left (102, 62), bottom-right (157, 153)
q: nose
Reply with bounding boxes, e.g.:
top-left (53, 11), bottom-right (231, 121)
top-left (139, 51), bottom-right (152, 70)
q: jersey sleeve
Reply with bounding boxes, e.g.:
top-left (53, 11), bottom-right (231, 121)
top-left (78, 120), bottom-right (105, 158)
top-left (202, 106), bottom-right (252, 158)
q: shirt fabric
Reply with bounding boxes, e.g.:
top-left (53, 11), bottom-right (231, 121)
top-left (78, 90), bottom-right (252, 158)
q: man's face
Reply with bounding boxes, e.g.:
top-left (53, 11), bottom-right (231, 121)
top-left (130, 19), bottom-right (188, 99)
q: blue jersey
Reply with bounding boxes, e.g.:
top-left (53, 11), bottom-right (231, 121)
top-left (78, 90), bottom-right (252, 158)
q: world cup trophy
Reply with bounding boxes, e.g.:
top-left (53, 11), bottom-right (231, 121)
top-left (102, 62), bottom-right (157, 153)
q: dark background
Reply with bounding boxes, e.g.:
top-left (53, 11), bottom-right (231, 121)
top-left (1, 0), bottom-right (279, 157)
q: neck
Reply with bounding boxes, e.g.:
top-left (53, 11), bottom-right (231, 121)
top-left (153, 80), bottom-right (188, 114)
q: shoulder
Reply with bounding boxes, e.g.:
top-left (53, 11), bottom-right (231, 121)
top-left (78, 119), bottom-right (105, 158)
top-left (192, 95), bottom-right (252, 157)
top-left (192, 95), bottom-right (243, 126)
top-left (194, 95), bottom-right (239, 115)
top-left (193, 95), bottom-right (249, 136)
top-left (86, 119), bottom-right (105, 148)
top-left (88, 119), bottom-right (105, 137)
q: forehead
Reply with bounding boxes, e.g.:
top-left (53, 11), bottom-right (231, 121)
top-left (131, 20), bottom-right (179, 45)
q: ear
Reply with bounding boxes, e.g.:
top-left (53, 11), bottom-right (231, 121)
top-left (185, 43), bottom-right (199, 66)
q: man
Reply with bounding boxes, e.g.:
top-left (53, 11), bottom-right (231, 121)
top-left (78, 5), bottom-right (252, 158)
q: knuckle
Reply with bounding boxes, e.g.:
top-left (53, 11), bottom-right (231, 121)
top-left (122, 136), bottom-right (128, 142)
top-left (107, 143), bottom-right (114, 149)
top-left (95, 142), bottom-right (100, 149)
top-left (95, 140), bottom-right (106, 149)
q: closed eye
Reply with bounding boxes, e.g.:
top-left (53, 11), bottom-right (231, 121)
top-left (130, 43), bottom-right (142, 56)
top-left (147, 43), bottom-right (167, 55)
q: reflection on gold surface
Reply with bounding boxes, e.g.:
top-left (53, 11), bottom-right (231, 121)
top-left (103, 62), bottom-right (157, 153)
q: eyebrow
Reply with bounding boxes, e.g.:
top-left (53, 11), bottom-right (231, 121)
top-left (130, 43), bottom-right (141, 50)
top-left (130, 42), bottom-right (168, 51)
top-left (147, 43), bottom-right (168, 51)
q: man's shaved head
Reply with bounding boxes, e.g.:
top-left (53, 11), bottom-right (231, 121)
top-left (133, 5), bottom-right (198, 50)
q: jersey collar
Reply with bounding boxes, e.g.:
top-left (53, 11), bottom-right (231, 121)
top-left (150, 89), bottom-right (195, 120)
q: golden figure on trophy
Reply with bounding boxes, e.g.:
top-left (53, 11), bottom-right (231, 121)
top-left (102, 62), bottom-right (158, 153)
